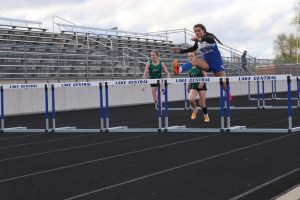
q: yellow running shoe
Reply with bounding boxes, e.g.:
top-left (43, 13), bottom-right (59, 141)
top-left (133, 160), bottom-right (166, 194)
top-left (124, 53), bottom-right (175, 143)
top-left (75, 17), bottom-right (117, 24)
top-left (203, 114), bottom-right (210, 123)
top-left (191, 112), bottom-right (197, 120)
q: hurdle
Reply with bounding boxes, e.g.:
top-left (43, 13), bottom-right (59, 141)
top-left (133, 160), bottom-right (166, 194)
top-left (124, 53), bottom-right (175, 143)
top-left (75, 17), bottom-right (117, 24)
top-left (205, 75), bottom-right (300, 111)
top-left (166, 75), bottom-right (300, 111)
top-left (104, 79), bottom-right (169, 133)
top-left (176, 75), bottom-right (299, 133)
top-left (50, 80), bottom-right (134, 133)
top-left (247, 76), bottom-right (300, 105)
top-left (50, 81), bottom-right (104, 133)
top-left (162, 77), bottom-right (241, 133)
top-left (221, 75), bottom-right (300, 133)
top-left (0, 83), bottom-right (49, 133)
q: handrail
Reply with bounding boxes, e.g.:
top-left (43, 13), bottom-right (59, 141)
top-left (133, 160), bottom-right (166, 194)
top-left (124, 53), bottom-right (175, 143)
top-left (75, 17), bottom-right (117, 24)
top-left (52, 15), bottom-right (78, 44)
top-left (121, 47), bottom-right (149, 68)
top-left (147, 28), bottom-right (257, 59)
top-left (52, 15), bottom-right (76, 32)
top-left (55, 23), bottom-right (166, 41)
top-left (147, 28), bottom-right (194, 43)
top-left (122, 53), bottom-right (147, 64)
top-left (86, 31), bottom-right (113, 50)
top-left (122, 47), bottom-right (149, 60)
top-left (0, 16), bottom-right (43, 27)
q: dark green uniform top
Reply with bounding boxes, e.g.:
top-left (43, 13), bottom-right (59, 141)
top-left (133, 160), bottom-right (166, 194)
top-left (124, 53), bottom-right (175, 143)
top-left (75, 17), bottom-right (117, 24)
top-left (149, 60), bottom-right (162, 79)
top-left (188, 67), bottom-right (205, 90)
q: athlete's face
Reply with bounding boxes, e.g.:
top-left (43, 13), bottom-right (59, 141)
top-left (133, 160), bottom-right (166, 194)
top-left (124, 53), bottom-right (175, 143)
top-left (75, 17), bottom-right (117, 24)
top-left (188, 53), bottom-right (196, 62)
top-left (150, 52), bottom-right (158, 62)
top-left (194, 27), bottom-right (204, 38)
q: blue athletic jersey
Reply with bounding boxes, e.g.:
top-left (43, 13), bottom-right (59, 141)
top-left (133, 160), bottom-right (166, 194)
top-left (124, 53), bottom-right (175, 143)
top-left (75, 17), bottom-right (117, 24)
top-left (179, 33), bottom-right (224, 73)
top-left (181, 62), bottom-right (193, 72)
top-left (199, 40), bottom-right (224, 73)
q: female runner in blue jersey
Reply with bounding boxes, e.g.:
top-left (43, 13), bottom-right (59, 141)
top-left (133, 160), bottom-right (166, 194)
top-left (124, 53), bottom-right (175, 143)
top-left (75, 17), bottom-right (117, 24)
top-left (172, 23), bottom-right (232, 102)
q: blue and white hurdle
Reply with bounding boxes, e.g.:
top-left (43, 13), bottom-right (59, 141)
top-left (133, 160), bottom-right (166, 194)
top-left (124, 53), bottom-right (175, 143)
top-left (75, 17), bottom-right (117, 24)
top-left (247, 76), bottom-right (300, 108)
top-left (226, 75), bottom-right (300, 110)
top-left (0, 83), bottom-right (49, 133)
top-left (223, 75), bottom-right (300, 133)
top-left (50, 81), bottom-right (129, 133)
top-left (50, 81), bottom-right (99, 133)
top-left (166, 75), bottom-right (300, 111)
top-left (104, 79), bottom-right (178, 133)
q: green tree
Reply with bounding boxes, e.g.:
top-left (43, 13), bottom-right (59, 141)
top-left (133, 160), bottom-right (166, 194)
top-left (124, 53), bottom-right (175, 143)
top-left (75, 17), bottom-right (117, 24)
top-left (273, 33), bottom-right (298, 62)
top-left (273, 1), bottom-right (300, 62)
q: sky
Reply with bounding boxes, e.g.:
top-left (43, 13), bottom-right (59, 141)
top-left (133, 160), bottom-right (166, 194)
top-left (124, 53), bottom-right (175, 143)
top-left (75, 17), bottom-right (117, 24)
top-left (0, 0), bottom-right (298, 59)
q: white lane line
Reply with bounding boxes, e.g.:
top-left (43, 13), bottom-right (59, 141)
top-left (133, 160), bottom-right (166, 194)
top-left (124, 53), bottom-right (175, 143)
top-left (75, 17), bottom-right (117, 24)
top-left (0, 133), bottom-right (220, 183)
top-left (63, 133), bottom-right (297, 200)
top-left (229, 166), bottom-right (300, 200)
top-left (0, 133), bottom-right (157, 162)
top-left (0, 134), bottom-right (94, 149)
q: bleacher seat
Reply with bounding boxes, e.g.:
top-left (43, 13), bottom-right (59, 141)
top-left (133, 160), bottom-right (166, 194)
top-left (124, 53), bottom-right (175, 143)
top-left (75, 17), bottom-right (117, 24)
top-left (2, 17), bottom-right (243, 81)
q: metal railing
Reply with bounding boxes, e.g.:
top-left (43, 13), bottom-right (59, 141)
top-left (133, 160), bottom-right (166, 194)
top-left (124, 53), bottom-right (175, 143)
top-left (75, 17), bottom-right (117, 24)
top-left (121, 47), bottom-right (149, 64)
top-left (52, 15), bottom-right (78, 44)
top-left (0, 16), bottom-right (43, 28)
top-left (147, 28), bottom-right (257, 59)
top-left (55, 23), bottom-right (167, 41)
top-left (86, 33), bottom-right (113, 50)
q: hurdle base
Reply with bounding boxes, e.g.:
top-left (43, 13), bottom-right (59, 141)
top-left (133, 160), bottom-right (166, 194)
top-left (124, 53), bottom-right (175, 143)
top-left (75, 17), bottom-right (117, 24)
top-left (53, 128), bottom-right (102, 133)
top-left (291, 126), bottom-right (300, 133)
top-left (108, 128), bottom-right (158, 133)
top-left (167, 128), bottom-right (222, 133)
top-left (5, 126), bottom-right (27, 130)
top-left (229, 128), bottom-right (292, 133)
top-left (52, 126), bottom-right (76, 133)
top-left (224, 126), bottom-right (246, 133)
top-left (2, 127), bottom-right (46, 133)
top-left (106, 126), bottom-right (128, 133)
top-left (164, 125), bottom-right (186, 133)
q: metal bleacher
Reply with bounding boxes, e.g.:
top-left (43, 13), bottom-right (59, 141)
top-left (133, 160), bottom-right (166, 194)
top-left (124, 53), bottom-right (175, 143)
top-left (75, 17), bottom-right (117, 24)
top-left (0, 17), bottom-right (192, 82)
top-left (55, 22), bottom-right (190, 79)
top-left (0, 16), bottom-right (265, 82)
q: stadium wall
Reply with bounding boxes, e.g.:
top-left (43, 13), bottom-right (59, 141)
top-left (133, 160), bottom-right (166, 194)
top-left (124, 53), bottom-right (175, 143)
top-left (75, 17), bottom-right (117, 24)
top-left (2, 81), bottom-right (293, 116)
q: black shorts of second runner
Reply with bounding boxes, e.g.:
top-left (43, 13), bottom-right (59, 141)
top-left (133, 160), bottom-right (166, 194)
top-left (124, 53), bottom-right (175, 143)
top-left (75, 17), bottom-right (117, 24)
top-left (151, 84), bottom-right (159, 87)
top-left (191, 83), bottom-right (207, 92)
